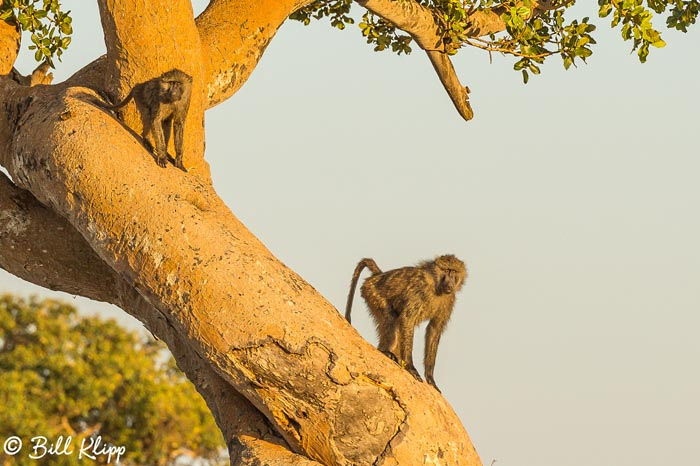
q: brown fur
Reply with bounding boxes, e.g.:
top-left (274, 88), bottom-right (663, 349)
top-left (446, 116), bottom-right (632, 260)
top-left (9, 61), bottom-right (53, 86)
top-left (345, 254), bottom-right (467, 391)
top-left (105, 69), bottom-right (192, 171)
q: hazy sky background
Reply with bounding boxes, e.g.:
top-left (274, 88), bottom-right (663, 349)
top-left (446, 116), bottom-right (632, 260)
top-left (2, 1), bottom-right (699, 465)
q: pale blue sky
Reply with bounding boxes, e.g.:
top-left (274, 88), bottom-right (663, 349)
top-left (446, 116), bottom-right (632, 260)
top-left (2, 1), bottom-right (699, 465)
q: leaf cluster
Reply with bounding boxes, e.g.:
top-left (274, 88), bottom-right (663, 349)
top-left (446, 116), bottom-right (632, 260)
top-left (495, 2), bottom-right (597, 83)
top-left (289, 0), bottom-right (698, 81)
top-left (290, 0), bottom-right (355, 30)
top-left (599, 0), bottom-right (667, 62)
top-left (0, 295), bottom-right (225, 466)
top-left (665, 0), bottom-right (699, 31)
top-left (0, 0), bottom-right (72, 66)
top-left (359, 11), bottom-right (413, 53)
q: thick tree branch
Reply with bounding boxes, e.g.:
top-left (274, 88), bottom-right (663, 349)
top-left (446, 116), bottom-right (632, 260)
top-left (462, 1), bottom-right (566, 37)
top-left (2, 83), bottom-right (481, 465)
top-left (37, 0), bottom-right (315, 111)
top-left (0, 171), bottom-right (321, 465)
top-left (356, 0), bottom-right (442, 48)
top-left (96, 0), bottom-right (209, 178)
top-left (0, 18), bottom-right (20, 74)
top-left (196, 0), bottom-right (313, 107)
top-left (2, 1), bottom-right (486, 461)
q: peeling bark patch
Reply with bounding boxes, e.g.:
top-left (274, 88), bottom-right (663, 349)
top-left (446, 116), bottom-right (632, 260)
top-left (335, 382), bottom-right (407, 464)
top-left (229, 337), bottom-right (407, 464)
top-left (207, 26), bottom-right (272, 106)
top-left (230, 337), bottom-right (337, 401)
top-left (0, 189), bottom-right (33, 237)
top-left (0, 208), bottom-right (29, 236)
top-left (208, 65), bottom-right (241, 104)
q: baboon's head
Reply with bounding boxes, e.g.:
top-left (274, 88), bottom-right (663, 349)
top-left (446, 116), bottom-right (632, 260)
top-left (159, 80), bottom-right (184, 103)
top-left (434, 255), bottom-right (467, 295)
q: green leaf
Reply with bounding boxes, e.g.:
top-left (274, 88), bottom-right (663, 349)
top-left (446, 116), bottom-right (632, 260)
top-left (563, 56), bottom-right (573, 70)
top-left (0, 295), bottom-right (225, 465)
top-left (516, 6), bottom-right (530, 18)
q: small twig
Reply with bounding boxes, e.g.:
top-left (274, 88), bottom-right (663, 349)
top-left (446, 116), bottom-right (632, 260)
top-left (465, 38), bottom-right (554, 58)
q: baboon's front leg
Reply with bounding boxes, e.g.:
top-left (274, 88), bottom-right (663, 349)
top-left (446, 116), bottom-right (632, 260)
top-left (424, 318), bottom-right (447, 392)
top-left (151, 112), bottom-right (168, 168)
top-left (173, 117), bottom-right (186, 171)
top-left (398, 315), bottom-right (422, 382)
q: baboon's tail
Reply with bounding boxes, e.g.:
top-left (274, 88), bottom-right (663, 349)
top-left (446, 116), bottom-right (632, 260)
top-left (103, 89), bottom-right (135, 110)
top-left (345, 258), bottom-right (382, 324)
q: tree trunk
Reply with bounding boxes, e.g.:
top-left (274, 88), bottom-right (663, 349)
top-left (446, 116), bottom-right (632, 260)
top-left (0, 1), bottom-right (481, 464)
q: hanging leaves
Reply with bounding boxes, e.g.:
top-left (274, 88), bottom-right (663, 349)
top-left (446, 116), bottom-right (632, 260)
top-left (0, 0), bottom-right (73, 66)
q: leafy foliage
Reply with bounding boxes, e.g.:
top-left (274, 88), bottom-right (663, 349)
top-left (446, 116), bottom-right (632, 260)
top-left (359, 12), bottom-right (413, 54)
top-left (290, 0), bottom-right (699, 81)
top-left (291, 0), bottom-right (355, 30)
top-left (0, 0), bottom-right (73, 66)
top-left (0, 295), bottom-right (225, 466)
top-left (599, 0), bottom-right (665, 62)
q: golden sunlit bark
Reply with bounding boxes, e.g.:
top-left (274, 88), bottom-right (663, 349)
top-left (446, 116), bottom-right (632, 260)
top-left (0, 18), bottom-right (19, 74)
top-left (0, 0), bottom-right (483, 464)
top-left (97, 0), bottom-right (208, 178)
top-left (0, 172), bottom-right (321, 465)
top-left (197, 0), bottom-right (311, 107)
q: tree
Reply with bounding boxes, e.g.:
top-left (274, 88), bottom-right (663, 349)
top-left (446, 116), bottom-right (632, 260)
top-left (0, 295), bottom-right (224, 465)
top-left (0, 0), bottom-right (696, 464)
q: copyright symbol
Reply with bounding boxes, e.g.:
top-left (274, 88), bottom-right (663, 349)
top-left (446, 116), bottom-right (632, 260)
top-left (3, 436), bottom-right (22, 455)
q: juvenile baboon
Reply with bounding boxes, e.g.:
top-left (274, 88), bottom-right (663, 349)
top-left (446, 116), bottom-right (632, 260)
top-left (105, 69), bottom-right (192, 171)
top-left (345, 255), bottom-right (467, 392)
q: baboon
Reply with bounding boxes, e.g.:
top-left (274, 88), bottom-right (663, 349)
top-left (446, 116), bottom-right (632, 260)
top-left (10, 61), bottom-right (53, 86)
top-left (105, 69), bottom-right (192, 171)
top-left (345, 255), bottom-right (467, 392)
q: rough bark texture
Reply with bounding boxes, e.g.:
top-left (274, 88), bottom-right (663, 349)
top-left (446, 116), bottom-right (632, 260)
top-left (0, 1), bottom-right (484, 464)
top-left (97, 0), bottom-right (208, 178)
top-left (197, 0), bottom-right (310, 107)
top-left (0, 19), bottom-right (19, 75)
top-left (0, 172), bottom-right (320, 465)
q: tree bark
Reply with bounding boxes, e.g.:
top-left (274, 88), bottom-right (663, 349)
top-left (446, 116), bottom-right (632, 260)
top-left (0, 18), bottom-right (19, 75)
top-left (0, 173), bottom-right (321, 465)
top-left (0, 1), bottom-right (482, 464)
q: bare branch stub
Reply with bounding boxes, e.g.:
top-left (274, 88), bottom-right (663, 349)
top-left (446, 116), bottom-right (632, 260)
top-left (355, 0), bottom-right (475, 121)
